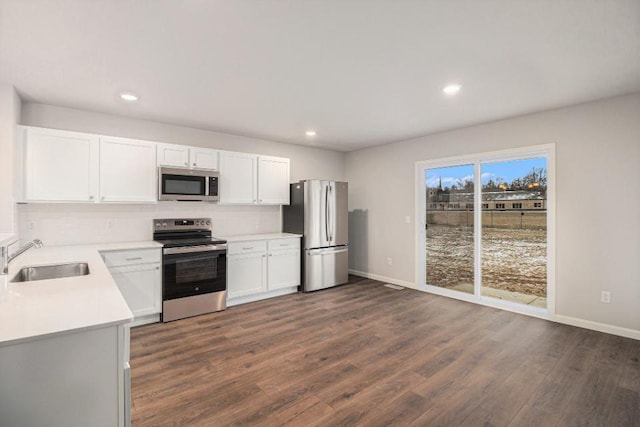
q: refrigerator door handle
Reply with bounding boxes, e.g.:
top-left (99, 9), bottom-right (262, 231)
top-left (325, 184), bottom-right (330, 243)
top-left (308, 247), bottom-right (348, 255)
top-left (329, 185), bottom-right (334, 242)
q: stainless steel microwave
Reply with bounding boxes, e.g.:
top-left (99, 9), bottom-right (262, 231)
top-left (158, 167), bottom-right (219, 202)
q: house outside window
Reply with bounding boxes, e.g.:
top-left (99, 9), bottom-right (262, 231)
top-left (534, 202), bottom-right (542, 208)
top-left (512, 203), bottom-right (522, 209)
top-left (495, 203), bottom-right (505, 209)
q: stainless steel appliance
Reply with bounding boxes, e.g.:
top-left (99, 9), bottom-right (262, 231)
top-left (153, 218), bottom-right (227, 322)
top-left (158, 167), bottom-right (219, 202)
top-left (283, 180), bottom-right (349, 292)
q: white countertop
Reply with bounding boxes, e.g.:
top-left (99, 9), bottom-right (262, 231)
top-left (0, 240), bottom-right (162, 347)
top-left (219, 232), bottom-right (302, 242)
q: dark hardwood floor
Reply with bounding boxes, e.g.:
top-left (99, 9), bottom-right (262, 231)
top-left (130, 276), bottom-right (640, 426)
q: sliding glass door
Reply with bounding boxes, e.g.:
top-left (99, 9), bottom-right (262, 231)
top-left (480, 158), bottom-right (548, 307)
top-left (417, 145), bottom-right (554, 315)
top-left (425, 164), bottom-right (475, 295)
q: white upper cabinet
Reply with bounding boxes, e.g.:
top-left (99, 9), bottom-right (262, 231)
top-left (219, 151), bottom-right (290, 205)
top-left (22, 127), bottom-right (99, 202)
top-left (157, 143), bottom-right (219, 170)
top-left (157, 143), bottom-right (189, 167)
top-left (190, 147), bottom-right (219, 170)
top-left (99, 136), bottom-right (157, 202)
top-left (219, 151), bottom-right (257, 204)
top-left (258, 156), bottom-right (290, 204)
top-left (19, 126), bottom-right (290, 205)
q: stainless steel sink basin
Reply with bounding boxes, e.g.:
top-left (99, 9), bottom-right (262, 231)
top-left (11, 262), bottom-right (90, 282)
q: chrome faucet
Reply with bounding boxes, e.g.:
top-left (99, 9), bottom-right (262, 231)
top-left (1, 239), bottom-right (43, 275)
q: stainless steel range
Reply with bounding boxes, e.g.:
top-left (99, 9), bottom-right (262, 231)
top-left (153, 218), bottom-right (227, 322)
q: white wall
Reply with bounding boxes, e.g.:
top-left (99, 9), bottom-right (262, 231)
top-left (345, 93), bottom-right (640, 333)
top-left (17, 203), bottom-right (280, 245)
top-left (18, 102), bottom-right (346, 245)
top-left (0, 84), bottom-right (21, 234)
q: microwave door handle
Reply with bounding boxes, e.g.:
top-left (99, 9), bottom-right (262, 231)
top-left (204, 176), bottom-right (209, 197)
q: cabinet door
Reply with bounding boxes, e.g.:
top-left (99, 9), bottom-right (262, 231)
top-left (190, 147), bottom-right (219, 170)
top-left (109, 263), bottom-right (162, 317)
top-left (257, 156), bottom-right (290, 204)
top-left (227, 252), bottom-right (267, 298)
top-left (268, 249), bottom-right (300, 290)
top-left (99, 137), bottom-right (157, 202)
top-left (23, 127), bottom-right (99, 202)
top-left (219, 151), bottom-right (257, 204)
top-left (157, 143), bottom-right (189, 167)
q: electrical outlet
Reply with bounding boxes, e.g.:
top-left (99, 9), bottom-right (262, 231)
top-left (386, 257), bottom-right (393, 266)
top-left (600, 291), bottom-right (611, 304)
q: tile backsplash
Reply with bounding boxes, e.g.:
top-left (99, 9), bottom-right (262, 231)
top-left (17, 203), bottom-right (281, 246)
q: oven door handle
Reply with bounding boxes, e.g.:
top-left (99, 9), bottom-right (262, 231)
top-left (163, 245), bottom-right (227, 255)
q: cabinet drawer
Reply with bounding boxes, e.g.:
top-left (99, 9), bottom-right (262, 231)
top-left (268, 238), bottom-right (300, 251)
top-left (228, 240), bottom-right (267, 255)
top-left (101, 248), bottom-right (161, 267)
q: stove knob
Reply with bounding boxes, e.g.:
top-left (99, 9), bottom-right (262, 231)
top-left (206, 220), bottom-right (211, 226)
top-left (162, 222), bottom-right (168, 228)
top-left (155, 222), bottom-right (161, 228)
top-left (196, 220), bottom-right (201, 226)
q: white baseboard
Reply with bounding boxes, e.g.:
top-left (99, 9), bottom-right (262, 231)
top-left (349, 269), bottom-right (415, 289)
top-left (553, 314), bottom-right (640, 341)
top-left (349, 270), bottom-right (639, 341)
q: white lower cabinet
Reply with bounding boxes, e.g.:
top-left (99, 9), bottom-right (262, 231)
top-left (227, 252), bottom-right (267, 298)
top-left (227, 237), bottom-right (300, 304)
top-left (0, 325), bottom-right (129, 427)
top-left (102, 248), bottom-right (162, 325)
top-left (109, 264), bottom-right (162, 317)
top-left (268, 249), bottom-right (300, 290)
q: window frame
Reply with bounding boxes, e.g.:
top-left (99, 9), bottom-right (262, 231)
top-left (414, 143), bottom-right (556, 319)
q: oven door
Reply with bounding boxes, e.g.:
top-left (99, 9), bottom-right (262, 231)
top-left (163, 247), bottom-right (227, 300)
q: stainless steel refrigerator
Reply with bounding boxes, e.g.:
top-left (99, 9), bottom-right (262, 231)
top-left (283, 180), bottom-right (349, 292)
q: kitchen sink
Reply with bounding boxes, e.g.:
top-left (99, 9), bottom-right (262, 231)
top-left (11, 262), bottom-right (90, 283)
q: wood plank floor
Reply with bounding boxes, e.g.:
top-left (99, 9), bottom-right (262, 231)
top-left (130, 276), bottom-right (640, 426)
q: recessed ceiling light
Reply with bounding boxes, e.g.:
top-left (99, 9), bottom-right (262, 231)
top-left (443, 84), bottom-right (462, 96)
top-left (305, 130), bottom-right (317, 137)
top-left (120, 92), bottom-right (139, 102)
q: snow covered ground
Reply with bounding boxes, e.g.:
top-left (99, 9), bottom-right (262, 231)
top-left (426, 224), bottom-right (547, 297)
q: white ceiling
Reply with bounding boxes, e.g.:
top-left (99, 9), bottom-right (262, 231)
top-left (1, 1), bottom-right (639, 151)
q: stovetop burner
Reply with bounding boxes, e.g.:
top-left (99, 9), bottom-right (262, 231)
top-left (153, 217), bottom-right (226, 247)
top-left (155, 237), bottom-right (227, 248)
